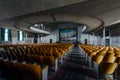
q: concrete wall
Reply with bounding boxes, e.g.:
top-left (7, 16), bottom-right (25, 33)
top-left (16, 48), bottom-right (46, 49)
top-left (10, 29), bottom-right (120, 47)
top-left (0, 26), bottom-right (104, 45)
top-left (80, 33), bottom-right (103, 45)
top-left (11, 30), bottom-right (18, 44)
top-left (40, 24), bottom-right (78, 43)
top-left (111, 36), bottom-right (120, 47)
top-left (41, 26), bottom-right (58, 43)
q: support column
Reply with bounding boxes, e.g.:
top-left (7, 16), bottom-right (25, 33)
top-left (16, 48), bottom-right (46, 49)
top-left (0, 28), bottom-right (1, 41)
top-left (38, 34), bottom-right (39, 43)
top-left (88, 34), bottom-right (90, 44)
top-left (77, 26), bottom-right (82, 42)
top-left (25, 33), bottom-right (27, 43)
top-left (41, 34), bottom-right (42, 43)
top-left (103, 27), bottom-right (105, 46)
top-left (92, 33), bottom-right (95, 45)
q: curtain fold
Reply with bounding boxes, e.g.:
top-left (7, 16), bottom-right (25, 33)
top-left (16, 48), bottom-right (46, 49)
top-left (22, 32), bottom-right (24, 41)
top-left (18, 31), bottom-right (20, 41)
top-left (8, 29), bottom-right (12, 41)
top-left (1, 28), bottom-right (5, 41)
top-left (34, 33), bottom-right (38, 39)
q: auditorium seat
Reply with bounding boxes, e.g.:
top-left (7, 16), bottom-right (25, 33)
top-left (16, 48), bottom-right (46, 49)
top-left (99, 62), bottom-right (117, 74)
top-left (0, 60), bottom-right (49, 80)
top-left (92, 54), bottom-right (104, 64)
top-left (79, 44), bottom-right (119, 80)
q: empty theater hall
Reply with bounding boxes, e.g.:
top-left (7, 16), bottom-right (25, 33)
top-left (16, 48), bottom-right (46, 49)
top-left (0, 0), bottom-right (120, 80)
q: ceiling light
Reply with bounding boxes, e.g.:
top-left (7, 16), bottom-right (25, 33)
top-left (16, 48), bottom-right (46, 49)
top-left (34, 24), bottom-right (38, 26)
top-left (41, 24), bottom-right (43, 27)
top-left (82, 25), bottom-right (87, 32)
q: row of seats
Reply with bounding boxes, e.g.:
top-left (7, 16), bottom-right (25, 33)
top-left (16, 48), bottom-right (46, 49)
top-left (0, 43), bottom-right (73, 65)
top-left (0, 60), bottom-right (42, 80)
top-left (0, 43), bottom-right (73, 59)
top-left (0, 50), bottom-right (55, 66)
top-left (0, 43), bottom-right (74, 80)
top-left (79, 44), bottom-right (118, 75)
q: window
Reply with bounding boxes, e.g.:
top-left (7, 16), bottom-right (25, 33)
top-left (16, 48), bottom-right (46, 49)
top-left (19, 31), bottom-right (22, 41)
top-left (1, 28), bottom-right (11, 41)
top-left (105, 29), bottom-right (110, 37)
top-left (18, 31), bottom-right (24, 41)
top-left (4, 29), bottom-right (8, 41)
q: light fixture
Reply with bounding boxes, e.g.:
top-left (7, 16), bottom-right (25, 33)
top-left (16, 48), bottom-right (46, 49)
top-left (34, 24), bottom-right (38, 26)
top-left (40, 23), bottom-right (43, 27)
top-left (82, 25), bottom-right (87, 32)
top-left (30, 26), bottom-right (50, 34)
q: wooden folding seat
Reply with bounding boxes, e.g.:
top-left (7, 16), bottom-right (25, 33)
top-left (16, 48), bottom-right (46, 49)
top-left (39, 51), bottom-right (44, 56)
top-left (115, 53), bottom-right (120, 57)
top-left (99, 62), bottom-right (117, 74)
top-left (59, 48), bottom-right (65, 55)
top-left (6, 61), bottom-right (18, 78)
top-left (27, 54), bottom-right (55, 66)
top-left (18, 46), bottom-right (26, 55)
top-left (53, 51), bottom-right (61, 59)
top-left (115, 57), bottom-right (120, 64)
top-left (107, 50), bottom-right (114, 54)
top-left (23, 46), bottom-right (29, 54)
top-left (26, 54), bottom-right (43, 64)
top-left (42, 50), bottom-right (47, 56)
top-left (46, 48), bottom-right (52, 56)
top-left (0, 51), bottom-right (3, 59)
top-left (27, 64), bottom-right (42, 79)
top-left (8, 48), bottom-right (17, 61)
top-left (86, 49), bottom-right (93, 54)
top-left (18, 47), bottom-right (32, 64)
top-left (114, 48), bottom-right (120, 56)
top-left (36, 47), bottom-right (41, 55)
top-left (35, 47), bottom-right (39, 55)
top-left (13, 48), bottom-right (22, 58)
top-left (27, 47), bottom-right (31, 54)
top-left (16, 63), bottom-right (42, 79)
top-left (102, 56), bottom-right (116, 63)
top-left (31, 46), bottom-right (37, 55)
top-left (0, 61), bottom-right (18, 78)
top-left (97, 51), bottom-right (106, 56)
top-left (105, 53), bottom-right (115, 57)
top-left (4, 51), bottom-right (12, 61)
top-left (14, 48), bottom-right (27, 63)
top-left (0, 51), bottom-right (5, 60)
top-left (3, 61), bottom-right (42, 79)
top-left (107, 47), bottom-right (114, 54)
top-left (43, 56), bottom-right (55, 66)
top-left (45, 50), bottom-right (53, 56)
top-left (0, 61), bottom-right (10, 77)
top-left (27, 47), bottom-right (35, 55)
top-left (88, 52), bottom-right (97, 58)
top-left (92, 54), bottom-right (104, 64)
top-left (2, 48), bottom-right (13, 61)
top-left (104, 47), bottom-right (109, 52)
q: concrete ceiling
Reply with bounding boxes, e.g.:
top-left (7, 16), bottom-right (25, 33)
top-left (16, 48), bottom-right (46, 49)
top-left (0, 0), bottom-right (120, 34)
top-left (14, 14), bottom-right (102, 33)
top-left (0, 0), bottom-right (88, 20)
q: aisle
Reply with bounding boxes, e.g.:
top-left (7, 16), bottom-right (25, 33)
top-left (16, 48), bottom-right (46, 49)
top-left (48, 45), bottom-right (97, 80)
